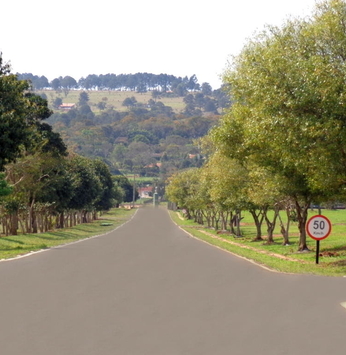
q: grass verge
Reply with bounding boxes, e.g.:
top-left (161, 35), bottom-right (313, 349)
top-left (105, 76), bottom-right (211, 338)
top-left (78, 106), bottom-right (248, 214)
top-left (169, 209), bottom-right (346, 277)
top-left (0, 208), bottom-right (136, 261)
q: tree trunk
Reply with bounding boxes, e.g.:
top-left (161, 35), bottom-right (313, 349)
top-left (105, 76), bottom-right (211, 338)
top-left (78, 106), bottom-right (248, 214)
top-left (295, 198), bottom-right (311, 251)
top-left (77, 211), bottom-right (82, 224)
top-left (25, 214), bottom-right (29, 234)
top-left (231, 210), bottom-right (242, 237)
top-left (220, 210), bottom-right (229, 231)
top-left (211, 210), bottom-right (217, 229)
top-left (58, 212), bottom-right (64, 229)
top-left (31, 209), bottom-right (38, 234)
top-left (202, 210), bottom-right (211, 227)
top-left (37, 213), bottom-right (43, 233)
top-left (69, 212), bottom-right (73, 227)
top-left (198, 210), bottom-right (204, 225)
top-left (264, 207), bottom-right (278, 244)
top-left (184, 208), bottom-right (191, 220)
top-left (249, 209), bottom-right (264, 240)
top-left (193, 210), bottom-right (199, 223)
top-left (18, 216), bottom-right (25, 235)
top-left (2, 217), bottom-right (6, 235)
top-left (229, 211), bottom-right (236, 235)
top-left (10, 212), bottom-right (18, 236)
top-left (214, 211), bottom-right (221, 230)
top-left (82, 210), bottom-right (88, 223)
top-left (3, 217), bottom-right (9, 236)
top-left (27, 197), bottom-right (37, 233)
top-left (278, 209), bottom-right (290, 245)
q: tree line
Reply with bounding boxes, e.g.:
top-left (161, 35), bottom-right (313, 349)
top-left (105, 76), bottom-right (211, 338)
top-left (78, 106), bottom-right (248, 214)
top-left (0, 55), bottom-right (136, 237)
top-left (166, 0), bottom-right (346, 252)
top-left (17, 72), bottom-right (214, 94)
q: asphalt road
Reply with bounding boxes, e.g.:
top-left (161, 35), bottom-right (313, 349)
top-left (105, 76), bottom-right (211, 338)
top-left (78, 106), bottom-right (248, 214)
top-left (0, 206), bottom-right (345, 355)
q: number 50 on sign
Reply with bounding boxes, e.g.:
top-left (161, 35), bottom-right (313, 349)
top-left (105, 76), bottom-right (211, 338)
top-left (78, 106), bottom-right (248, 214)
top-left (306, 215), bottom-right (331, 241)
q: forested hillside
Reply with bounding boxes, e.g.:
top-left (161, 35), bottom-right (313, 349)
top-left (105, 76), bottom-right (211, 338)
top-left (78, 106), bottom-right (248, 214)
top-left (19, 72), bottom-right (230, 178)
top-left (45, 91), bottom-right (221, 177)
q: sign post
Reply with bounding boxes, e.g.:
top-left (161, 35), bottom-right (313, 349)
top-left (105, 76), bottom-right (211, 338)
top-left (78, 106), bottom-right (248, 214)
top-left (306, 215), bottom-right (331, 264)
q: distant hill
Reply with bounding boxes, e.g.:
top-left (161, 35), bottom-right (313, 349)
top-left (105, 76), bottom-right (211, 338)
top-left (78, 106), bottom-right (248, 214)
top-left (43, 88), bottom-right (225, 179)
top-left (22, 72), bottom-right (230, 180)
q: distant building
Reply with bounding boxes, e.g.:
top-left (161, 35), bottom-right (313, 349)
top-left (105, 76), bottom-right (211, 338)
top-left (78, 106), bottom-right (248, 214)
top-left (144, 163), bottom-right (162, 168)
top-left (59, 103), bottom-right (75, 110)
top-left (138, 186), bottom-right (153, 198)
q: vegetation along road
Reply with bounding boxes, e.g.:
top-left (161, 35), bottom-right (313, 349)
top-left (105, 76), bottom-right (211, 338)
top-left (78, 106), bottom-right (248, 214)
top-left (0, 205), bottom-right (345, 355)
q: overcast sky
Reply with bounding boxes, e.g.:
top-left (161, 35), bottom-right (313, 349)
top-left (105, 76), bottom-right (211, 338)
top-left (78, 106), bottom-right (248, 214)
top-left (1, 0), bottom-right (318, 89)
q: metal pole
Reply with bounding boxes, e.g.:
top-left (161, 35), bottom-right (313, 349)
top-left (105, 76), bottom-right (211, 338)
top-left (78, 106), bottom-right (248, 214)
top-left (132, 173), bottom-right (135, 208)
top-left (316, 240), bottom-right (320, 264)
top-left (153, 186), bottom-right (158, 207)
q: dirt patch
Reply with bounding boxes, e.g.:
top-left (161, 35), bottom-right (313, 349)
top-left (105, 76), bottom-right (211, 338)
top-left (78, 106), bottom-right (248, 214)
top-left (327, 259), bottom-right (346, 266)
top-left (319, 251), bottom-right (340, 257)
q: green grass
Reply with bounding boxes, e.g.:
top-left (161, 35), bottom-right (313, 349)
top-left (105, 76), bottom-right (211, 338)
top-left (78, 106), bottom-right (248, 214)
top-left (40, 90), bottom-right (185, 113)
top-left (0, 208), bottom-right (136, 260)
top-left (169, 208), bottom-right (346, 277)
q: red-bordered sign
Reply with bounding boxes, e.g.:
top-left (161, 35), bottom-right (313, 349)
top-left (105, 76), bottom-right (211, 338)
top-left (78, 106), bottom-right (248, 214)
top-left (306, 215), bottom-right (331, 241)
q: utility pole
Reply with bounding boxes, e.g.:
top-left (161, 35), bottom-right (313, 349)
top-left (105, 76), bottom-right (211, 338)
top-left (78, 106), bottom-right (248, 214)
top-left (153, 186), bottom-right (159, 207)
top-left (132, 172), bottom-right (136, 208)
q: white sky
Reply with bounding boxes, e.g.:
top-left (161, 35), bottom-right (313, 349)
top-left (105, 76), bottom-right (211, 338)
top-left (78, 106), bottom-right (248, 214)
top-left (1, 0), bottom-right (318, 89)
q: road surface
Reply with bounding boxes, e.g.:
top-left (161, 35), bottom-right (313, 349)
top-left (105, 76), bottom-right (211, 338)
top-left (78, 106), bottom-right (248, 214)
top-left (0, 206), bottom-right (345, 355)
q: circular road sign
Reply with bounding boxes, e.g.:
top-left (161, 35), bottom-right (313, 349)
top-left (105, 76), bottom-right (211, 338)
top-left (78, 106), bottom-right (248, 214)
top-left (306, 215), bottom-right (332, 241)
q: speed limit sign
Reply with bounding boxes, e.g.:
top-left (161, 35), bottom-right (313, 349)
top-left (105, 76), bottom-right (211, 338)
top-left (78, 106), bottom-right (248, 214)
top-left (306, 215), bottom-right (331, 241)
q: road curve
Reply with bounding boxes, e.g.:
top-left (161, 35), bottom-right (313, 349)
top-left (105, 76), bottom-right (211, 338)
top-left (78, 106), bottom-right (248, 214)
top-left (0, 206), bottom-right (345, 355)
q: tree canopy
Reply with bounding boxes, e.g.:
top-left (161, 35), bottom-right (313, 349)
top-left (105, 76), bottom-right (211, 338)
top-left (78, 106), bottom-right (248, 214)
top-left (0, 53), bottom-right (128, 237)
top-left (208, 0), bottom-right (346, 250)
top-left (0, 56), bottom-right (32, 170)
top-left (17, 72), bottom-right (213, 92)
top-left (165, 0), bottom-right (346, 251)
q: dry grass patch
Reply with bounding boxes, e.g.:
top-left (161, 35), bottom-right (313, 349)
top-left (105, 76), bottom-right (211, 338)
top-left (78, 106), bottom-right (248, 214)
top-left (40, 90), bottom-right (185, 113)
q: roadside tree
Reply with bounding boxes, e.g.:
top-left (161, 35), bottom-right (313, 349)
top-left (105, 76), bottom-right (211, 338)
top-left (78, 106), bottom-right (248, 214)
top-left (166, 168), bottom-right (200, 219)
top-left (91, 159), bottom-right (115, 212)
top-left (214, 0), bottom-right (346, 250)
top-left (66, 155), bottom-right (103, 222)
top-left (0, 56), bottom-right (44, 170)
top-left (112, 175), bottom-right (138, 203)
